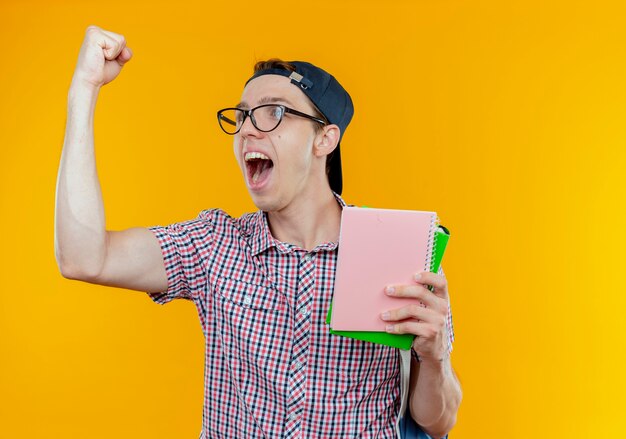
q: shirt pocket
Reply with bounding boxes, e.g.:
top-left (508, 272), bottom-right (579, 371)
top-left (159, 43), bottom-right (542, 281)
top-left (215, 276), bottom-right (284, 311)
top-left (214, 276), bottom-right (288, 409)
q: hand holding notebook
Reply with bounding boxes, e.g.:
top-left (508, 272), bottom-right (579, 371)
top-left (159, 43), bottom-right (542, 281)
top-left (327, 206), bottom-right (450, 350)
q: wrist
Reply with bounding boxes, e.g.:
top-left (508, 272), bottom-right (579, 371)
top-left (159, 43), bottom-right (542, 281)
top-left (67, 81), bottom-right (100, 121)
top-left (69, 77), bottom-right (101, 101)
top-left (416, 354), bottom-right (450, 373)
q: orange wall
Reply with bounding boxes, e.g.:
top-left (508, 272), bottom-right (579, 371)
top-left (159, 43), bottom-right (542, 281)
top-left (1, 0), bottom-right (625, 437)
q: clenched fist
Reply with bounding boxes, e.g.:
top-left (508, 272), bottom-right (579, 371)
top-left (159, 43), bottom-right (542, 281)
top-left (71, 25), bottom-right (133, 90)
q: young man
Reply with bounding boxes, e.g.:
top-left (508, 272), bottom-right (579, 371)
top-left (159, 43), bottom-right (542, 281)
top-left (55, 25), bottom-right (462, 438)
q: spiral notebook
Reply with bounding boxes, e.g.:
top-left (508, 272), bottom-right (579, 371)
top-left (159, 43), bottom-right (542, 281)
top-left (326, 224), bottom-right (449, 350)
top-left (326, 206), bottom-right (449, 350)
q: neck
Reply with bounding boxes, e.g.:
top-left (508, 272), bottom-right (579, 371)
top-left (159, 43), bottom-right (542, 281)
top-left (266, 186), bottom-right (342, 251)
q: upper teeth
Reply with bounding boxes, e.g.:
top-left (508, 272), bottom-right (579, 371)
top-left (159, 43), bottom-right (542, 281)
top-left (245, 152), bottom-right (270, 161)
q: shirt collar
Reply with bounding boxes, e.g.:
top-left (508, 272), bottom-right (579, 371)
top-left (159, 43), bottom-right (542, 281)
top-left (247, 191), bottom-right (347, 256)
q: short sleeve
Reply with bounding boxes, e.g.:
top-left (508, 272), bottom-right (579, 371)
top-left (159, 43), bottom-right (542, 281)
top-left (146, 209), bottom-right (215, 305)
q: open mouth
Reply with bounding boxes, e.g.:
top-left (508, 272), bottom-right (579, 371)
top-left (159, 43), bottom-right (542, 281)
top-left (244, 152), bottom-right (274, 187)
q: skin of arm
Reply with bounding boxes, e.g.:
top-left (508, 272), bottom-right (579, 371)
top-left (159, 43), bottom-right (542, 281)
top-left (408, 353), bottom-right (462, 438)
top-left (55, 81), bottom-right (105, 279)
top-left (55, 25), bottom-right (168, 293)
top-left (381, 271), bottom-right (462, 438)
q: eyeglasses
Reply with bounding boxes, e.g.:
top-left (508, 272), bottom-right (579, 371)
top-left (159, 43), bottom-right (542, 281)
top-left (217, 104), bottom-right (327, 135)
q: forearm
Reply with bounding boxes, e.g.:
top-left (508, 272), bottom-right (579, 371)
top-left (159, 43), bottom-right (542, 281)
top-left (409, 356), bottom-right (462, 438)
top-left (54, 81), bottom-right (107, 279)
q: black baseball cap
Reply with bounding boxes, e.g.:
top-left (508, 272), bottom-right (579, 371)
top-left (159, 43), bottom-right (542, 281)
top-left (245, 61), bottom-right (354, 195)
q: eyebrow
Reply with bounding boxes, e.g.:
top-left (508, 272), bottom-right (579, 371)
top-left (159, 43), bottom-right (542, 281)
top-left (236, 96), bottom-right (296, 109)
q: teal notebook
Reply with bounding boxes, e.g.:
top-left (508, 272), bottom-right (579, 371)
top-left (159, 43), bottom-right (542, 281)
top-left (326, 224), bottom-right (450, 350)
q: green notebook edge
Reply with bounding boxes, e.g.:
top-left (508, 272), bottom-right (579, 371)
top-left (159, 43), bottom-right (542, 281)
top-left (325, 224), bottom-right (450, 350)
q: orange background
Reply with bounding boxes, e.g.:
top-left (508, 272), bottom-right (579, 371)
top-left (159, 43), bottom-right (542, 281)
top-left (1, 0), bottom-right (625, 437)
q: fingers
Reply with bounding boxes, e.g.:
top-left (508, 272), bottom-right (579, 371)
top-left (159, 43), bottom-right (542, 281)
top-left (384, 282), bottom-right (438, 308)
top-left (381, 272), bottom-right (449, 323)
top-left (381, 303), bottom-right (439, 323)
top-left (117, 47), bottom-right (133, 66)
top-left (87, 25), bottom-right (130, 62)
top-left (384, 319), bottom-right (446, 339)
top-left (388, 271), bottom-right (448, 300)
top-left (415, 271), bottom-right (448, 296)
top-left (75, 25), bottom-right (132, 88)
top-left (101, 32), bottom-right (127, 61)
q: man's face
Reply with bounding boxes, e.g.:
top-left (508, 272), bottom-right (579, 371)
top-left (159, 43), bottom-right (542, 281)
top-left (234, 74), bottom-right (324, 212)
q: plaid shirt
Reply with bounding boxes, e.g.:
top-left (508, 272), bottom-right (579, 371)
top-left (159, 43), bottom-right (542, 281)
top-left (146, 193), bottom-right (454, 438)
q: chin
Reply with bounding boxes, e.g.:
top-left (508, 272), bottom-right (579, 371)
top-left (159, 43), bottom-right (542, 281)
top-left (248, 191), bottom-right (282, 213)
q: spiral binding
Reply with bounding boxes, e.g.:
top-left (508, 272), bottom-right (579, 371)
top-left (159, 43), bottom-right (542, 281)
top-left (424, 214), bottom-right (439, 273)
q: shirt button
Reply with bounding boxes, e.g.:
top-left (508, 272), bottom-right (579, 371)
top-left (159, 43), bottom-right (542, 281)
top-left (243, 295), bottom-right (252, 305)
top-left (299, 307), bottom-right (309, 317)
top-left (288, 413), bottom-right (297, 421)
top-left (294, 360), bottom-right (303, 369)
top-left (303, 253), bottom-right (313, 262)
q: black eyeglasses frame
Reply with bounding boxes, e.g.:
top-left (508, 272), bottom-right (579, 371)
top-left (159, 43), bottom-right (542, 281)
top-left (217, 104), bottom-right (327, 135)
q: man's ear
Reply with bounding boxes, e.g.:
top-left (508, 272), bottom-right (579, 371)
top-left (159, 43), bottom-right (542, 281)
top-left (313, 124), bottom-right (340, 158)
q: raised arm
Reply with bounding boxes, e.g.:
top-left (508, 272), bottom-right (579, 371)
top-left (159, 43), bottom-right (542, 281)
top-left (55, 25), bottom-right (168, 293)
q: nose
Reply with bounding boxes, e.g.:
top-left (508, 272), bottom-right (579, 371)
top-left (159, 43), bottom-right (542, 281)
top-left (238, 111), bottom-right (262, 138)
